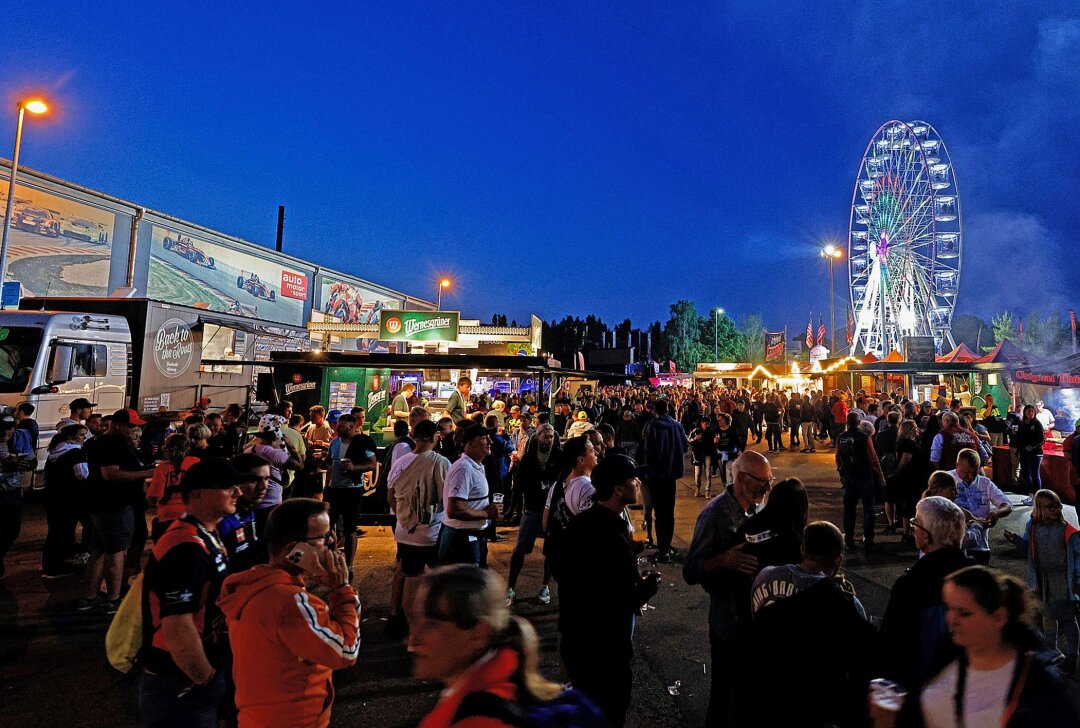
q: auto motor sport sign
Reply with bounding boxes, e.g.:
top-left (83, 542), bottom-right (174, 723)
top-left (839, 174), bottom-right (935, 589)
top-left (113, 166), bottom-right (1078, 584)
top-left (378, 310), bottom-right (460, 343)
top-left (280, 270), bottom-right (309, 300)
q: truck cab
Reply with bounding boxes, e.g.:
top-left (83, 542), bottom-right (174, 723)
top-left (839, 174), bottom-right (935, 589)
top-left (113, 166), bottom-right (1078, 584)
top-left (0, 311), bottom-right (131, 466)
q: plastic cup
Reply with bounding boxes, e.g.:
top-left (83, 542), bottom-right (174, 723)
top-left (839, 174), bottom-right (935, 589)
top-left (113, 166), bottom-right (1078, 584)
top-left (492, 493), bottom-right (505, 504)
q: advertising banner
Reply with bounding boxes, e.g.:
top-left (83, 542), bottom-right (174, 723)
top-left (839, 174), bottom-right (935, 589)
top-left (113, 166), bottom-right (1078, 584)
top-left (317, 275), bottom-right (402, 352)
top-left (0, 178), bottom-right (118, 296)
top-left (378, 310), bottom-right (460, 343)
top-left (765, 331), bottom-right (786, 362)
top-left (147, 224), bottom-right (310, 326)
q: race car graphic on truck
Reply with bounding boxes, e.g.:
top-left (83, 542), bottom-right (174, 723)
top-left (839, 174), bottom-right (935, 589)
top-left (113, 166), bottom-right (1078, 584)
top-left (236, 271), bottom-right (276, 301)
top-left (162, 234), bottom-right (216, 268)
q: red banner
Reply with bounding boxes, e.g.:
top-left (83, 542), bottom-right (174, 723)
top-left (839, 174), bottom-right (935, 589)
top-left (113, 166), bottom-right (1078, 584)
top-left (280, 270), bottom-right (309, 300)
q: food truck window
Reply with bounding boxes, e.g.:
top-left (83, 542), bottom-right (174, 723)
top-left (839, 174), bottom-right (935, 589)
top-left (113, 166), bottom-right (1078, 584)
top-left (200, 324), bottom-right (243, 374)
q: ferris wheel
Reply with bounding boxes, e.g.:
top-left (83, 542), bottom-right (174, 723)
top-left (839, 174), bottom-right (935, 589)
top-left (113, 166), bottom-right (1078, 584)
top-left (848, 120), bottom-right (961, 356)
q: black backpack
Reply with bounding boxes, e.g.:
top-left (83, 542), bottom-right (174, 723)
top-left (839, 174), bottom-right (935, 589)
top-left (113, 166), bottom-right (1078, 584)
top-left (836, 431), bottom-right (858, 476)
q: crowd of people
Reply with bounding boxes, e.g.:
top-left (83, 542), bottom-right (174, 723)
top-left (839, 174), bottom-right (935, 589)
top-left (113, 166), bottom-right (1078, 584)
top-left (1, 379), bottom-right (1079, 727)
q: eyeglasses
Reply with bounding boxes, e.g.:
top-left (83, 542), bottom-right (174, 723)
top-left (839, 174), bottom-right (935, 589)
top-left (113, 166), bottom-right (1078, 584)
top-left (912, 520), bottom-right (930, 535)
top-left (740, 472), bottom-right (774, 488)
top-left (300, 531), bottom-right (334, 546)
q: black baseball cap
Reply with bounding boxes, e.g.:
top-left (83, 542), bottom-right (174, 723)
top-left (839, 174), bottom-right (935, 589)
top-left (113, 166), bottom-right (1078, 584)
top-left (591, 454), bottom-right (649, 491)
top-left (69, 397), bottom-right (97, 410)
top-left (461, 423), bottom-right (495, 444)
top-left (180, 457), bottom-right (255, 494)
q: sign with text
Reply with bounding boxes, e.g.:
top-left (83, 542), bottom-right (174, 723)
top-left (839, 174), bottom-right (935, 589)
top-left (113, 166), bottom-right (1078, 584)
top-left (378, 310), bottom-right (459, 343)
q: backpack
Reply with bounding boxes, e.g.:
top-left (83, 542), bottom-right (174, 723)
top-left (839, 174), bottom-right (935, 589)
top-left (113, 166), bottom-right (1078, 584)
top-left (453, 688), bottom-right (609, 728)
top-left (836, 431), bottom-right (857, 476)
top-left (105, 573), bottom-right (143, 673)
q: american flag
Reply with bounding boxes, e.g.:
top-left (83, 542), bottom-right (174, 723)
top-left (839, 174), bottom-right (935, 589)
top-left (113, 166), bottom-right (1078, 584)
top-left (846, 311), bottom-right (854, 345)
top-left (817, 315), bottom-right (826, 347)
top-left (805, 315), bottom-right (813, 349)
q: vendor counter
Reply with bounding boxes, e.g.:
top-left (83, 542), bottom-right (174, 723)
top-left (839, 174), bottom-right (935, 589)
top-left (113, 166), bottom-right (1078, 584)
top-left (992, 444), bottom-right (1077, 505)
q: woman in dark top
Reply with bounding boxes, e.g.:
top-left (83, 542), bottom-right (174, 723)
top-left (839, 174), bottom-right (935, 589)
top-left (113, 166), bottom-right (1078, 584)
top-left (893, 419), bottom-right (929, 548)
top-left (735, 478), bottom-right (809, 623)
top-left (688, 418), bottom-right (717, 497)
top-left (43, 424), bottom-right (90, 577)
top-left (1013, 405), bottom-right (1045, 493)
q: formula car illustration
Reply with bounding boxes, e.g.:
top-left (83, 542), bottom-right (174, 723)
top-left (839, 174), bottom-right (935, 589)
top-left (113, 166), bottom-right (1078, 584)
top-left (236, 271), bottom-right (276, 301)
top-left (162, 234), bottom-right (216, 268)
top-left (13, 207), bottom-right (61, 237)
top-left (62, 217), bottom-right (109, 244)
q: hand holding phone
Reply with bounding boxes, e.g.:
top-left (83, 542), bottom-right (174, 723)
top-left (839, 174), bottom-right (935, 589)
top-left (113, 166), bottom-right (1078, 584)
top-left (284, 542), bottom-right (328, 577)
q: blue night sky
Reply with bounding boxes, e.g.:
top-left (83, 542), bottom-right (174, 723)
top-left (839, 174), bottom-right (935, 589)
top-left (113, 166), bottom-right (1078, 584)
top-left (2, 2), bottom-right (1077, 331)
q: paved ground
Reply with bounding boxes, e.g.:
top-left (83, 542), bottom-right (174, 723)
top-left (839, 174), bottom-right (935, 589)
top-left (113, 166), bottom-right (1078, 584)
top-left (1, 442), bottom-right (1076, 727)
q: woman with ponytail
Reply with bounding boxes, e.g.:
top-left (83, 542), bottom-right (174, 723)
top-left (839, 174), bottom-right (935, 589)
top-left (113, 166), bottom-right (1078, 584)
top-left (875, 565), bottom-right (1077, 727)
top-left (410, 565), bottom-right (606, 728)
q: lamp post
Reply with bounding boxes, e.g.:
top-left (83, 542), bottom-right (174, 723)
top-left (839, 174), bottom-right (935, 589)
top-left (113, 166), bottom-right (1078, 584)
top-left (1, 99), bottom-right (49, 295)
top-left (820, 244), bottom-right (842, 354)
top-left (713, 307), bottom-right (725, 361)
top-left (436, 277), bottom-right (450, 310)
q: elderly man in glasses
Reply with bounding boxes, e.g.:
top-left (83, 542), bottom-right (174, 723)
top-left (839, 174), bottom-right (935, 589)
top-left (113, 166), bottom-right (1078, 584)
top-left (683, 450), bottom-right (773, 727)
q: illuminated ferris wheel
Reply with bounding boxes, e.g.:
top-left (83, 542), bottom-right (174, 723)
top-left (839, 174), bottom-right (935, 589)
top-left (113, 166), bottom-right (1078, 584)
top-left (848, 120), bottom-right (961, 355)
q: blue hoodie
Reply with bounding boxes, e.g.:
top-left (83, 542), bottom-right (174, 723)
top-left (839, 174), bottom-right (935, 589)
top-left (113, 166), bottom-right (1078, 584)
top-left (643, 415), bottom-right (687, 480)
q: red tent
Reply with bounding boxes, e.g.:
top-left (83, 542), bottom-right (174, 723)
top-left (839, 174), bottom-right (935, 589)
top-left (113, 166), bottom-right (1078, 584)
top-left (882, 350), bottom-right (905, 362)
top-left (860, 352), bottom-right (879, 364)
top-left (977, 339), bottom-right (1027, 364)
top-left (937, 342), bottom-right (978, 363)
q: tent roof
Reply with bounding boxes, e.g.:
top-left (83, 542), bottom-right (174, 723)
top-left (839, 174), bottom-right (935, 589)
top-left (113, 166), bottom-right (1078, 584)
top-left (882, 350), bottom-right (905, 362)
top-left (937, 342), bottom-right (978, 363)
top-left (977, 339), bottom-right (1027, 364)
top-left (860, 352), bottom-right (879, 363)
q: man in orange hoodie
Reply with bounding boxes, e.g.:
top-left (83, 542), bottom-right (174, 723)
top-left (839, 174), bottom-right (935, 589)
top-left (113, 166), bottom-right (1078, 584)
top-left (218, 498), bottom-right (360, 728)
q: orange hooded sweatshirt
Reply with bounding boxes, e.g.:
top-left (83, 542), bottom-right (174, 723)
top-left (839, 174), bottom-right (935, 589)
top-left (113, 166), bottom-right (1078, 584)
top-left (218, 565), bottom-right (360, 728)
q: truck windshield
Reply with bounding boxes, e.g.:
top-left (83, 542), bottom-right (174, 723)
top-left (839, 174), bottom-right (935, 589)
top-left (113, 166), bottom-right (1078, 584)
top-left (0, 327), bottom-right (43, 393)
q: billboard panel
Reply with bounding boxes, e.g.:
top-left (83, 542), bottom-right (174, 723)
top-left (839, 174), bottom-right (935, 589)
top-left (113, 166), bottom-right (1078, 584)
top-left (0, 180), bottom-right (119, 296)
top-left (146, 224), bottom-right (310, 326)
top-left (378, 310), bottom-right (460, 343)
top-left (317, 275), bottom-right (402, 353)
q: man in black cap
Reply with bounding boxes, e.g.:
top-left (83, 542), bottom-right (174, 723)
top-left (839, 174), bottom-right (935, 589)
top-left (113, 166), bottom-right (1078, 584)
top-left (57, 397), bottom-right (97, 431)
top-left (139, 457), bottom-right (249, 727)
top-left (81, 409), bottom-right (155, 611)
top-left (557, 454), bottom-right (660, 727)
top-left (437, 423), bottom-right (499, 566)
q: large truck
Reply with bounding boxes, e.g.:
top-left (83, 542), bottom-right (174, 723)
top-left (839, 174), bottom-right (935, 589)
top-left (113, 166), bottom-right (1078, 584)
top-left (0, 297), bottom-right (307, 467)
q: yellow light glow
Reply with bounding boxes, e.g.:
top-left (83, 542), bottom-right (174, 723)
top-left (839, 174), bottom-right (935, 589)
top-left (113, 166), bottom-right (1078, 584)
top-left (21, 99), bottom-right (48, 114)
top-left (440, 278), bottom-right (451, 288)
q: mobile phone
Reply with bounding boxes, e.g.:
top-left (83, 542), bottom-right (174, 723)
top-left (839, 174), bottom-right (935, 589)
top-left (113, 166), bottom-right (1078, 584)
top-left (284, 542), bottom-right (327, 576)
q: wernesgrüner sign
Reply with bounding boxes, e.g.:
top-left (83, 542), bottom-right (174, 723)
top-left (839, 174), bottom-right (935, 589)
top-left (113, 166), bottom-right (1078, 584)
top-left (378, 310), bottom-right (460, 343)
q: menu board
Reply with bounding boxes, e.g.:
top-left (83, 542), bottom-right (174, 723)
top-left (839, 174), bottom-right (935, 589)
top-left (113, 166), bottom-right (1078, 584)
top-left (328, 381), bottom-right (358, 412)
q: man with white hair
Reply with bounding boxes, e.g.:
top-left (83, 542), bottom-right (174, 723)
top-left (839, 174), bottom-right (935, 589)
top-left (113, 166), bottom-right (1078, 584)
top-left (877, 496), bottom-right (973, 689)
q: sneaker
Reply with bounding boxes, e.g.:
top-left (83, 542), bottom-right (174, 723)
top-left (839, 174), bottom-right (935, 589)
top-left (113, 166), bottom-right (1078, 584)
top-left (70, 552), bottom-right (91, 567)
top-left (506, 588), bottom-right (517, 606)
top-left (537, 586), bottom-right (551, 605)
top-left (77, 596), bottom-right (102, 611)
top-left (103, 599), bottom-right (121, 615)
top-left (489, 533), bottom-right (508, 543)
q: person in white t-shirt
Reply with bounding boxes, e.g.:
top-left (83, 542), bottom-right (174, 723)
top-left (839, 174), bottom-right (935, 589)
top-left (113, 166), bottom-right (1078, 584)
top-left (437, 424), bottom-right (500, 566)
top-left (388, 420), bottom-right (449, 621)
top-left (881, 565), bottom-right (1077, 728)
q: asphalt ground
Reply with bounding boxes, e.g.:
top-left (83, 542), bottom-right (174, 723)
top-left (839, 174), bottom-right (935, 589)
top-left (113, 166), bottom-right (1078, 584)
top-left (2, 440), bottom-right (1077, 727)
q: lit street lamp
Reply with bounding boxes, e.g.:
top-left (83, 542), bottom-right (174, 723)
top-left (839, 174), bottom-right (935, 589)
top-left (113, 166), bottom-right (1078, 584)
top-left (436, 277), bottom-right (451, 310)
top-left (0, 98), bottom-right (50, 297)
top-left (820, 244), bottom-right (843, 353)
top-left (713, 307), bottom-right (725, 361)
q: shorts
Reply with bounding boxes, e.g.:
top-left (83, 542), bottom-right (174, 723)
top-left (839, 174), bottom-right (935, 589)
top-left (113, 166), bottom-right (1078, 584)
top-left (90, 506), bottom-right (134, 554)
top-left (325, 487), bottom-right (363, 535)
top-left (513, 511), bottom-right (544, 556)
top-left (396, 542), bottom-right (438, 577)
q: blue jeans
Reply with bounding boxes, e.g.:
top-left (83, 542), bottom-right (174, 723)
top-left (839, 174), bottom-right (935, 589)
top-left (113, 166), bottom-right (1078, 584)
top-left (1019, 450), bottom-right (1043, 493)
top-left (843, 473), bottom-right (877, 543)
top-left (139, 670), bottom-right (226, 728)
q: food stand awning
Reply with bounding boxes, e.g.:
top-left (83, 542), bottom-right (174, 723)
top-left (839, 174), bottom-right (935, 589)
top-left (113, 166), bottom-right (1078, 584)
top-left (977, 339), bottom-right (1027, 364)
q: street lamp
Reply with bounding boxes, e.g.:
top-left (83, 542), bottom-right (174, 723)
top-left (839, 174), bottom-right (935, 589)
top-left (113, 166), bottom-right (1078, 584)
top-left (820, 244), bottom-right (843, 353)
top-left (1, 98), bottom-right (50, 297)
top-left (436, 277), bottom-right (451, 310)
top-left (713, 307), bottom-right (725, 361)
